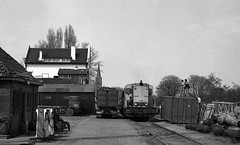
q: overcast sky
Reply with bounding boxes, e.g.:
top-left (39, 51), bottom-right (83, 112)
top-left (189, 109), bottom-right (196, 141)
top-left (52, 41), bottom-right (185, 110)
top-left (1, 0), bottom-right (240, 89)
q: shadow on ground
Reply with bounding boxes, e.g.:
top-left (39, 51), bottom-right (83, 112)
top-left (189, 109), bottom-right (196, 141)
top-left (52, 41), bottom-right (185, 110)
top-left (30, 131), bottom-right (71, 143)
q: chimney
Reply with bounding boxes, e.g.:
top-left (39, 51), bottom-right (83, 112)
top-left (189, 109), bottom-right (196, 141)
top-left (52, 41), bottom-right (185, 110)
top-left (71, 46), bottom-right (76, 60)
top-left (39, 50), bottom-right (43, 61)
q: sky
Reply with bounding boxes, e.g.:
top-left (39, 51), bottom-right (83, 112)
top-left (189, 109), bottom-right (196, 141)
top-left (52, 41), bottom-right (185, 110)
top-left (1, 0), bottom-right (240, 90)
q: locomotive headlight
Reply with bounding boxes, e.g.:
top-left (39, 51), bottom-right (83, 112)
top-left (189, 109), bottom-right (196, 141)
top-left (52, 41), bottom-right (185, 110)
top-left (145, 103), bottom-right (148, 106)
top-left (134, 103), bottom-right (138, 106)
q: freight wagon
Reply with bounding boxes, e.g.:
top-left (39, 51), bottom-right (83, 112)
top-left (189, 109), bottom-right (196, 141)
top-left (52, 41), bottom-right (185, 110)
top-left (122, 81), bottom-right (155, 120)
top-left (96, 87), bottom-right (120, 118)
top-left (40, 96), bottom-right (82, 116)
top-left (161, 96), bottom-right (199, 124)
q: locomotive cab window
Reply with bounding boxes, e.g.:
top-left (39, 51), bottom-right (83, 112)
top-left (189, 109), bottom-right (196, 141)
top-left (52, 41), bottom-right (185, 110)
top-left (149, 89), bottom-right (153, 95)
top-left (125, 88), bottom-right (132, 95)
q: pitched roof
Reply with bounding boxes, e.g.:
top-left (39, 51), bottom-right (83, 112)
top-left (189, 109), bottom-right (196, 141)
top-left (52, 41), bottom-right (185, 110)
top-left (0, 47), bottom-right (41, 85)
top-left (38, 84), bottom-right (95, 93)
top-left (25, 47), bottom-right (88, 64)
top-left (58, 69), bottom-right (88, 75)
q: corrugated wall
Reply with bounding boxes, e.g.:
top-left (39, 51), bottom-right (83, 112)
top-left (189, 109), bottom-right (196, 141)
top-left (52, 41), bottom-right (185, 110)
top-left (161, 96), bottom-right (198, 124)
top-left (39, 92), bottom-right (95, 115)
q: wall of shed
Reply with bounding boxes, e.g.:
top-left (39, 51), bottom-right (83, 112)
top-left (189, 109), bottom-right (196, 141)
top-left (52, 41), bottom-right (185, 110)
top-left (0, 83), bottom-right (10, 135)
top-left (39, 92), bottom-right (95, 115)
top-left (0, 81), bottom-right (39, 137)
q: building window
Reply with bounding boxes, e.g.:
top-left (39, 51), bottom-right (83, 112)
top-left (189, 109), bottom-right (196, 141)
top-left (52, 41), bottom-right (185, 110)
top-left (35, 92), bottom-right (38, 108)
top-left (42, 73), bottom-right (49, 78)
top-left (79, 78), bottom-right (83, 84)
top-left (27, 92), bottom-right (31, 112)
top-left (45, 96), bottom-right (52, 99)
top-left (16, 90), bottom-right (20, 114)
top-left (62, 59), bottom-right (71, 62)
top-left (43, 58), bottom-right (71, 62)
top-left (35, 75), bottom-right (43, 78)
top-left (60, 75), bottom-right (71, 78)
top-left (29, 92), bottom-right (32, 112)
top-left (12, 90), bottom-right (16, 114)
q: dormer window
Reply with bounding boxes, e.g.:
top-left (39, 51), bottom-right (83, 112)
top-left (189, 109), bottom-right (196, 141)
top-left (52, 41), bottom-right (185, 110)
top-left (42, 58), bottom-right (71, 62)
top-left (60, 75), bottom-right (71, 79)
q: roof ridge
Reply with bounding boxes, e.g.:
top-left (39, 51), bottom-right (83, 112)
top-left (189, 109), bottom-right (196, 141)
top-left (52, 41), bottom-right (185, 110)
top-left (25, 47), bottom-right (88, 63)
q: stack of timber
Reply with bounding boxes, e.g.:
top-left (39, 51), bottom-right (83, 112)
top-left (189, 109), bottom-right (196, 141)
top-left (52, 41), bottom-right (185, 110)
top-left (185, 102), bottom-right (240, 143)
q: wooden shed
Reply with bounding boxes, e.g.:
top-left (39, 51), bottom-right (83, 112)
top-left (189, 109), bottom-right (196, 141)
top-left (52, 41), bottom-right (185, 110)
top-left (38, 84), bottom-right (95, 115)
top-left (0, 47), bottom-right (42, 137)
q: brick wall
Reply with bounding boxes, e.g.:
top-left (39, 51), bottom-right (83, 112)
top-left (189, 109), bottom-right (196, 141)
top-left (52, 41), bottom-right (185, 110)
top-left (0, 88), bottom-right (10, 135)
top-left (0, 81), bottom-right (40, 136)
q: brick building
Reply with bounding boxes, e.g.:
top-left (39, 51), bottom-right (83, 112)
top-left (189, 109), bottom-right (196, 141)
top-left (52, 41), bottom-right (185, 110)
top-left (0, 47), bottom-right (41, 137)
top-left (58, 68), bottom-right (89, 84)
top-left (25, 46), bottom-right (98, 115)
top-left (25, 46), bottom-right (89, 79)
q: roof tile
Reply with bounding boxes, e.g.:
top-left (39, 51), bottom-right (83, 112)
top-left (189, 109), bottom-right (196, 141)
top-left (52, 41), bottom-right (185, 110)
top-left (0, 47), bottom-right (41, 85)
top-left (58, 69), bottom-right (88, 75)
top-left (25, 47), bottom-right (88, 64)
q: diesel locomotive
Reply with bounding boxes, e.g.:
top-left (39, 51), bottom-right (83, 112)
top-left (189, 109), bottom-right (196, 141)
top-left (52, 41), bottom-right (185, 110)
top-left (122, 80), bottom-right (155, 120)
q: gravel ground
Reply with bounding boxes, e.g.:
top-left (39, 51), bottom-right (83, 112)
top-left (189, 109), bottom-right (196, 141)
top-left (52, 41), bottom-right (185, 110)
top-left (153, 120), bottom-right (235, 145)
top-left (1, 115), bottom-right (238, 145)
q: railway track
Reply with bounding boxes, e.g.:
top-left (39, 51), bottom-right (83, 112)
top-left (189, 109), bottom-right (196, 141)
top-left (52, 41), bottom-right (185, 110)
top-left (134, 121), bottom-right (204, 145)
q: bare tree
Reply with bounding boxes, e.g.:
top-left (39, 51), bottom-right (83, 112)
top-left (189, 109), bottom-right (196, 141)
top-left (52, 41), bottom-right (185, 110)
top-left (232, 82), bottom-right (240, 90)
top-left (81, 42), bottom-right (102, 83)
top-left (34, 40), bottom-right (48, 48)
top-left (35, 27), bottom-right (63, 48)
top-left (47, 28), bottom-right (56, 48)
top-left (208, 73), bottom-right (222, 88)
top-left (56, 28), bottom-right (63, 48)
top-left (81, 42), bottom-right (89, 48)
top-left (189, 75), bottom-right (212, 98)
top-left (156, 75), bottom-right (181, 96)
top-left (89, 46), bottom-right (101, 82)
top-left (64, 25), bottom-right (77, 48)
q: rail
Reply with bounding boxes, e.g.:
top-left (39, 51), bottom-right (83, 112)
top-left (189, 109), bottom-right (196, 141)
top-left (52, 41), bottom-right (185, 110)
top-left (135, 121), bottom-right (204, 145)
